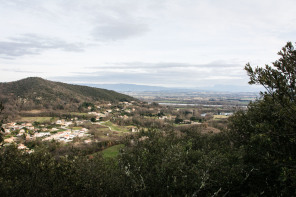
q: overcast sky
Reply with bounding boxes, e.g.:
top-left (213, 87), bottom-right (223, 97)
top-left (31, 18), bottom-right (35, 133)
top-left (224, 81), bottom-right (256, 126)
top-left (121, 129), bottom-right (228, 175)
top-left (0, 0), bottom-right (295, 89)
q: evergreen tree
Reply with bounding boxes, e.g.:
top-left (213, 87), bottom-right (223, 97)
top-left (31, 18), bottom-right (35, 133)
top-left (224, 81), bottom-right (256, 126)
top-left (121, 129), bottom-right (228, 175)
top-left (229, 42), bottom-right (296, 195)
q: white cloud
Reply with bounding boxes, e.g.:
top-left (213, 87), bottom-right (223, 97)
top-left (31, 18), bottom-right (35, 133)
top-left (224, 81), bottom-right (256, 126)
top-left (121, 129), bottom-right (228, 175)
top-left (92, 22), bottom-right (149, 41)
top-left (50, 60), bottom-right (248, 88)
top-left (0, 34), bottom-right (83, 59)
top-left (0, 0), bottom-right (295, 89)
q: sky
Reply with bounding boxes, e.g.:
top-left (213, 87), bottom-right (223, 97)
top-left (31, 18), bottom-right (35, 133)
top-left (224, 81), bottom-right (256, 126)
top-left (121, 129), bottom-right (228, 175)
top-left (0, 0), bottom-right (295, 90)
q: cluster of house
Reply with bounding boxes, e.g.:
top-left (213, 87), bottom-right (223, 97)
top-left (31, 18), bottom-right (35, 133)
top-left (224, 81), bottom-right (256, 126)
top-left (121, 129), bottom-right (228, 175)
top-left (88, 103), bottom-right (136, 121)
top-left (88, 110), bottom-right (111, 120)
top-left (1, 101), bottom-right (139, 150)
top-left (119, 101), bottom-right (134, 106)
top-left (3, 122), bottom-right (35, 134)
top-left (158, 115), bottom-right (174, 120)
top-left (219, 112), bottom-right (233, 116)
top-left (2, 119), bottom-right (92, 148)
top-left (43, 128), bottom-right (90, 143)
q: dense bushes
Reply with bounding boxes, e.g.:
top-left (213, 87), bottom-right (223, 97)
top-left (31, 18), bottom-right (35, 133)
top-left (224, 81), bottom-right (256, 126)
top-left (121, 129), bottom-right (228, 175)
top-left (0, 129), bottom-right (245, 196)
top-left (118, 129), bottom-right (246, 196)
top-left (0, 145), bottom-right (128, 196)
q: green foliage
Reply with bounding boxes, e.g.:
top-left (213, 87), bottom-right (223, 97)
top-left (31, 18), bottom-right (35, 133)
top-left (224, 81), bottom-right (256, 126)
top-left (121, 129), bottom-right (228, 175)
top-left (102, 144), bottom-right (124, 158)
top-left (174, 117), bottom-right (183, 124)
top-left (157, 111), bottom-right (165, 117)
top-left (0, 145), bottom-right (128, 196)
top-left (190, 116), bottom-right (202, 122)
top-left (150, 102), bottom-right (159, 107)
top-left (0, 129), bottom-right (245, 196)
top-left (33, 121), bottom-right (40, 127)
top-left (229, 42), bottom-right (296, 195)
top-left (0, 102), bottom-right (4, 145)
top-left (79, 102), bottom-right (95, 111)
top-left (119, 129), bottom-right (244, 196)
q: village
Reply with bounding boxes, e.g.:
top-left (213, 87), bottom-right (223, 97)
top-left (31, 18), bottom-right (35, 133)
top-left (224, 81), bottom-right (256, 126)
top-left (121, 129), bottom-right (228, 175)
top-left (3, 120), bottom-right (91, 151)
top-left (1, 99), bottom-right (235, 152)
top-left (1, 101), bottom-right (136, 151)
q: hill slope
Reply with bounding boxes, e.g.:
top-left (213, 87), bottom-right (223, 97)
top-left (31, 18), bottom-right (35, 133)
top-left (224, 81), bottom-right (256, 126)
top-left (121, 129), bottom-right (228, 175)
top-left (0, 77), bottom-right (136, 110)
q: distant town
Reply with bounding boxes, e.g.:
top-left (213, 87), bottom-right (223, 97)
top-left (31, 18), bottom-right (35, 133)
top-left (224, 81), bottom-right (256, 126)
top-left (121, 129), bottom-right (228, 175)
top-left (2, 93), bottom-right (247, 152)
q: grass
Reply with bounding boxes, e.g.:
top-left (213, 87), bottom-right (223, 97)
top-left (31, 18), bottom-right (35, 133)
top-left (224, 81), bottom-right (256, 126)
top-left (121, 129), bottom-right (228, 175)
top-left (69, 112), bottom-right (90, 116)
top-left (173, 123), bottom-right (185, 127)
top-left (72, 127), bottom-right (82, 130)
top-left (19, 117), bottom-right (54, 123)
top-left (102, 144), bottom-right (125, 159)
top-left (213, 115), bottom-right (229, 120)
top-left (4, 134), bottom-right (13, 139)
top-left (173, 123), bottom-right (197, 127)
top-left (96, 127), bottom-right (111, 133)
top-left (101, 121), bottom-right (130, 133)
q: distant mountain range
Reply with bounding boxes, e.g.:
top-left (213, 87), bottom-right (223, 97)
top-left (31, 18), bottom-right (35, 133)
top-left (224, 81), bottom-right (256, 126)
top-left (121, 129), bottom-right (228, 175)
top-left (81, 83), bottom-right (263, 93)
top-left (83, 83), bottom-right (175, 92)
top-left (0, 77), bottom-right (136, 110)
top-left (203, 84), bottom-right (264, 92)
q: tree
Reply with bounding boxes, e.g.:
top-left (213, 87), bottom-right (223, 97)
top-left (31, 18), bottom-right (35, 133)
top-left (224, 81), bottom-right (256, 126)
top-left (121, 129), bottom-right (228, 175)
top-left (229, 42), bottom-right (296, 195)
top-left (0, 102), bottom-right (5, 146)
top-left (174, 117), bottom-right (183, 124)
top-left (245, 41), bottom-right (296, 123)
top-left (244, 42), bottom-right (296, 146)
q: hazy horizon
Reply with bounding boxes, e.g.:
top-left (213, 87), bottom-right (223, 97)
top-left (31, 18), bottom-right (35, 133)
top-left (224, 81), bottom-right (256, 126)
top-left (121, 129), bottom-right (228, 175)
top-left (0, 76), bottom-right (263, 92)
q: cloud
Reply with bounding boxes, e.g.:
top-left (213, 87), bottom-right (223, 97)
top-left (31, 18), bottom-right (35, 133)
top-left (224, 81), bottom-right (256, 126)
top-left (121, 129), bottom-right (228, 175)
top-left (0, 68), bottom-right (44, 74)
top-left (0, 34), bottom-right (84, 59)
top-left (84, 1), bottom-right (152, 41)
top-left (92, 22), bottom-right (149, 41)
top-left (52, 60), bottom-right (248, 88)
top-left (1, 0), bottom-right (295, 89)
top-left (87, 61), bottom-right (241, 70)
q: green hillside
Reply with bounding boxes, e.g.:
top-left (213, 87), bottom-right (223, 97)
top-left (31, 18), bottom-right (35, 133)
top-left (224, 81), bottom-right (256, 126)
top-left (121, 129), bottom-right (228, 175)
top-left (0, 77), bottom-right (136, 110)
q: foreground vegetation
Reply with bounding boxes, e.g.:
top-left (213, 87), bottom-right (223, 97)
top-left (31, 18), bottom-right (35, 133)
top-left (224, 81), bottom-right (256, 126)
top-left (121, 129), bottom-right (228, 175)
top-left (0, 42), bottom-right (296, 196)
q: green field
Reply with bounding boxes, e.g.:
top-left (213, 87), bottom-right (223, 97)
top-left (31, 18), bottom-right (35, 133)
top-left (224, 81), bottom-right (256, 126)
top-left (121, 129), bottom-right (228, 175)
top-left (101, 121), bottom-right (130, 133)
top-left (102, 144), bottom-right (125, 158)
top-left (19, 117), bottom-right (54, 123)
top-left (72, 127), bottom-right (83, 130)
top-left (96, 127), bottom-right (111, 133)
top-left (213, 115), bottom-right (229, 120)
top-left (69, 112), bottom-right (90, 116)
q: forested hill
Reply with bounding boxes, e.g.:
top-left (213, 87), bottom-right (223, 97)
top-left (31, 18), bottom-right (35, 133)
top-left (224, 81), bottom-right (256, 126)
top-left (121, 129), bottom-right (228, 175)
top-left (0, 77), bottom-right (136, 109)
